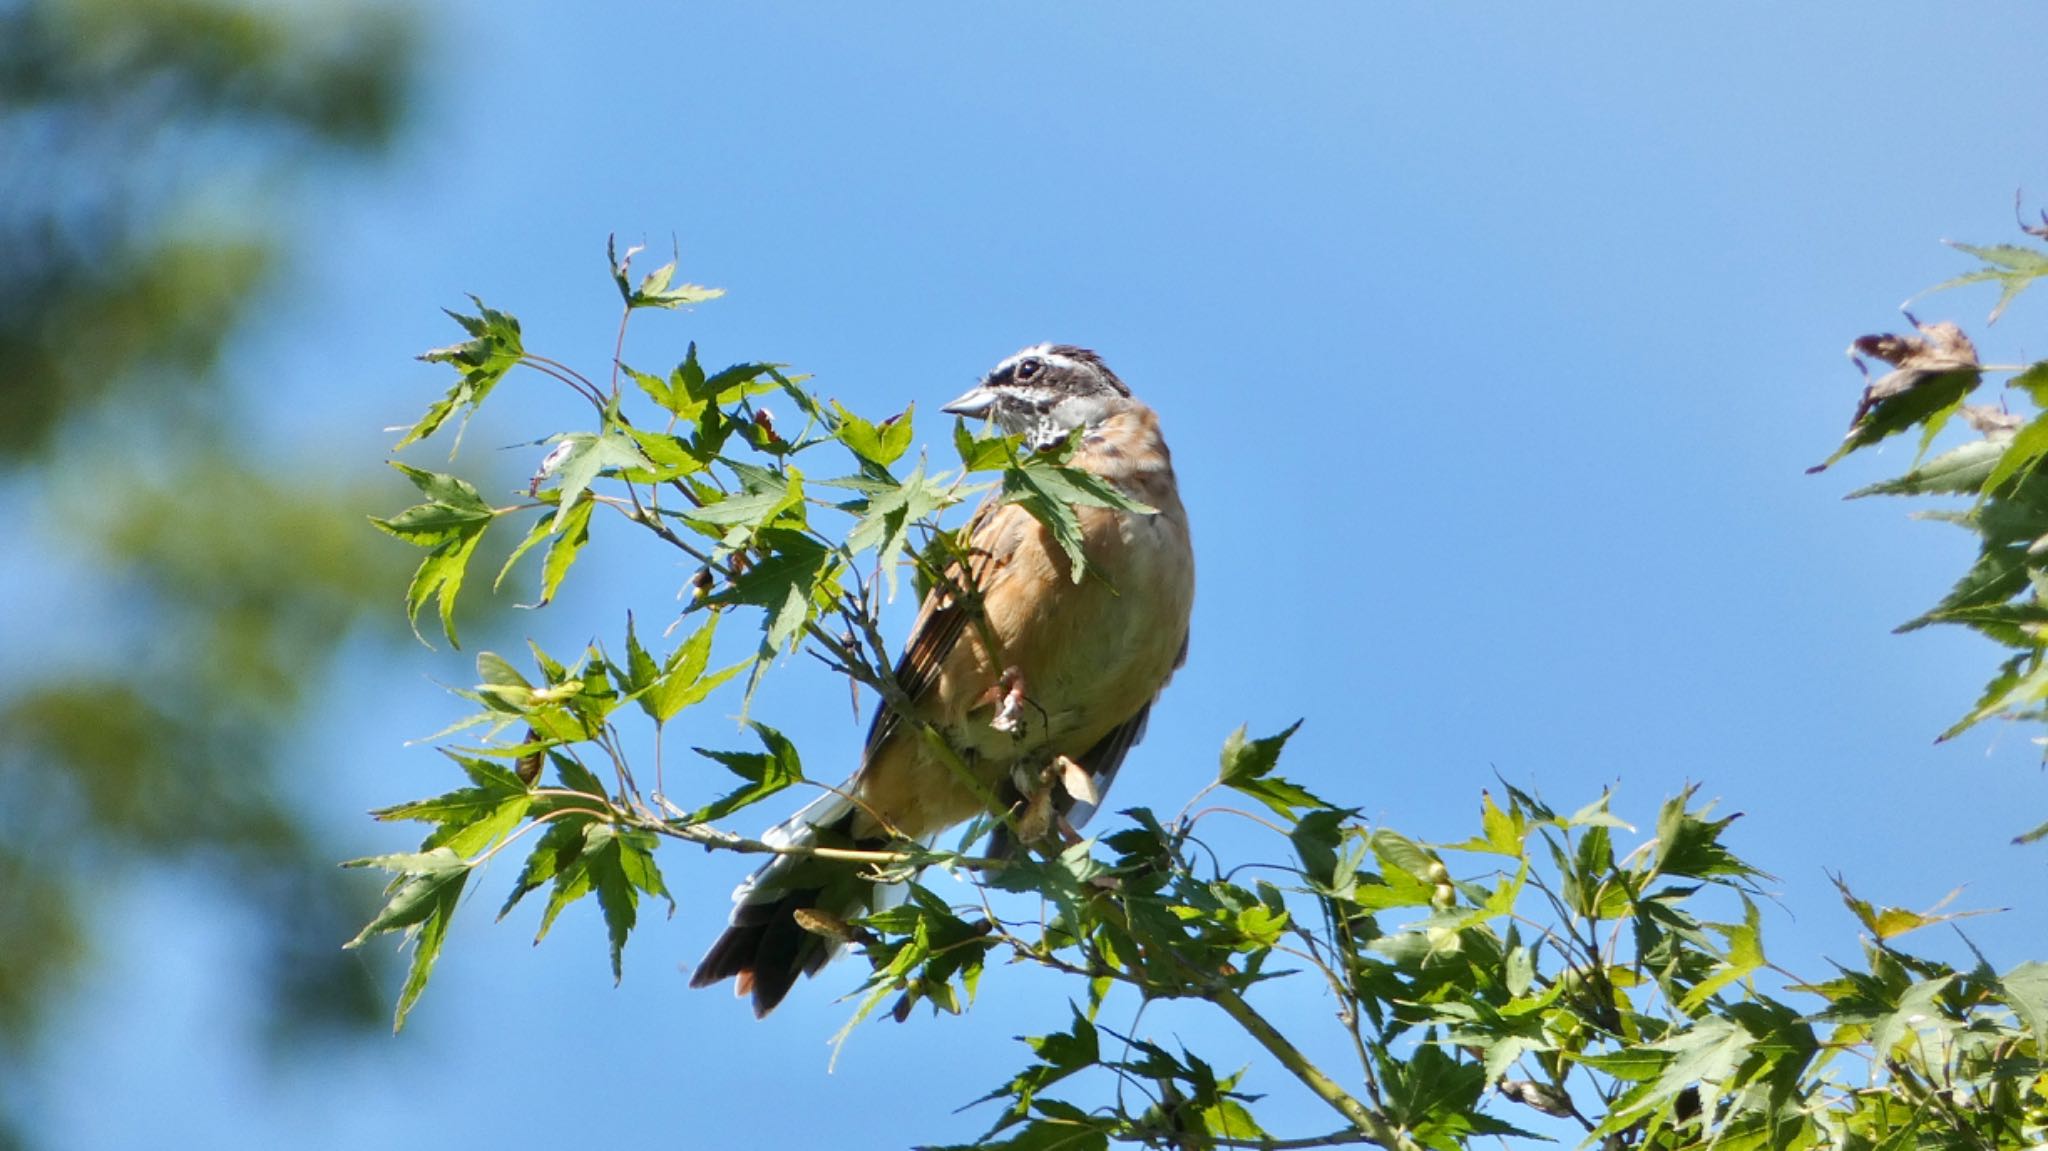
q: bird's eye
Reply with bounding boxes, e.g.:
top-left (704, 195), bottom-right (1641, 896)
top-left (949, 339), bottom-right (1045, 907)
top-left (1014, 357), bottom-right (1043, 381)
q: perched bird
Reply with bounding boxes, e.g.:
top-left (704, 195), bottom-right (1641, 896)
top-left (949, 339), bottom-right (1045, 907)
top-left (690, 344), bottom-right (1196, 1015)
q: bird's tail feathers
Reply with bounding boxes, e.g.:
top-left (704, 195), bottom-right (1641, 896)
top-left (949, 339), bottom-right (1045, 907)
top-left (690, 785), bottom-right (882, 1016)
top-left (735, 787), bottom-right (857, 907)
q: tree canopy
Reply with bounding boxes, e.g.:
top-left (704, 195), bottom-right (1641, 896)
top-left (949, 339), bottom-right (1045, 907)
top-left (0, 1), bottom-right (415, 1145)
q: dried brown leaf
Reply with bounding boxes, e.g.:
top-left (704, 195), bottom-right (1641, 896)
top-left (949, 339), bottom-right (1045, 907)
top-left (1961, 404), bottom-right (2024, 439)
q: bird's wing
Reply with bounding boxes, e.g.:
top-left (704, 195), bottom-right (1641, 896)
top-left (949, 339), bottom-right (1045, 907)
top-left (1063, 702), bottom-right (1151, 831)
top-left (1058, 628), bottom-right (1190, 831)
top-left (861, 498), bottom-right (1010, 758)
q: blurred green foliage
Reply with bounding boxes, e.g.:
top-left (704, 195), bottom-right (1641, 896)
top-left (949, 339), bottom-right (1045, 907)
top-left (0, 0), bottom-right (414, 1144)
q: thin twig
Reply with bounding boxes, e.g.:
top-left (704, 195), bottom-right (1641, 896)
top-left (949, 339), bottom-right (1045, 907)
top-left (1286, 926), bottom-right (1377, 1086)
top-left (1202, 984), bottom-right (1417, 1151)
top-left (610, 305), bottom-right (631, 401)
top-left (632, 810), bottom-right (1007, 872)
top-left (1198, 1131), bottom-right (1375, 1150)
top-left (517, 354), bottom-right (606, 408)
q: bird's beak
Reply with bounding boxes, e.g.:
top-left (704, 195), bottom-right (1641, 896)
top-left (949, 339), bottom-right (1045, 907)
top-left (941, 384), bottom-right (999, 418)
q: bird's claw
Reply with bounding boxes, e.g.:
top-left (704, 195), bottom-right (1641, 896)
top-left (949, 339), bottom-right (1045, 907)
top-left (989, 667), bottom-right (1028, 734)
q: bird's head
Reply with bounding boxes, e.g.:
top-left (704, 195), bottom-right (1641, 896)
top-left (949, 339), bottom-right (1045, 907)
top-left (943, 344), bottom-right (1131, 449)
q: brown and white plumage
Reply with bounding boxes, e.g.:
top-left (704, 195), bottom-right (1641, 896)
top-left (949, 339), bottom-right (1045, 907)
top-left (691, 345), bottom-right (1195, 1015)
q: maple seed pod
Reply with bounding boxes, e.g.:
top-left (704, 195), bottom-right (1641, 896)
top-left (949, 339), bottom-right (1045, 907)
top-left (1431, 882), bottom-right (1456, 910)
top-left (752, 407), bottom-right (778, 442)
top-left (1425, 860), bottom-right (1450, 885)
top-left (514, 725), bottom-right (544, 786)
top-left (1498, 1080), bottom-right (1574, 1119)
top-left (690, 568), bottom-right (714, 601)
top-left (792, 908), bottom-right (856, 942)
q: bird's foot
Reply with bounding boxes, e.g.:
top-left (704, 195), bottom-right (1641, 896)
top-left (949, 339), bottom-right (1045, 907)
top-left (988, 667), bottom-right (1028, 734)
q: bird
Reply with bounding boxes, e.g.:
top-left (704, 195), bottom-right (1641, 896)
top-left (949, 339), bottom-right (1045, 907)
top-left (690, 343), bottom-right (1196, 1015)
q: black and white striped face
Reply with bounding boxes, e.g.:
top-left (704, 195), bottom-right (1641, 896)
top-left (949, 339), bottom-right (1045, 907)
top-left (943, 344), bottom-right (1131, 449)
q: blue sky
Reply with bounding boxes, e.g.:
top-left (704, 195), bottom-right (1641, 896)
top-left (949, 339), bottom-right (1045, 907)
top-left (28, 3), bottom-right (2048, 1147)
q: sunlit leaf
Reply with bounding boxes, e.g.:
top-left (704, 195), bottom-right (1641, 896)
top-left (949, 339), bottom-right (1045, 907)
top-left (689, 721), bottom-right (803, 822)
top-left (541, 431), bottom-right (651, 530)
top-left (833, 401), bottom-right (915, 467)
top-left (536, 495), bottom-right (594, 605)
top-left (406, 298), bottom-right (525, 448)
top-left (1927, 241), bottom-right (2048, 323)
top-left (341, 847), bottom-right (471, 1031)
top-left (683, 463), bottom-right (806, 530)
top-left (1847, 438), bottom-right (2004, 498)
top-left (702, 528), bottom-right (840, 654)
